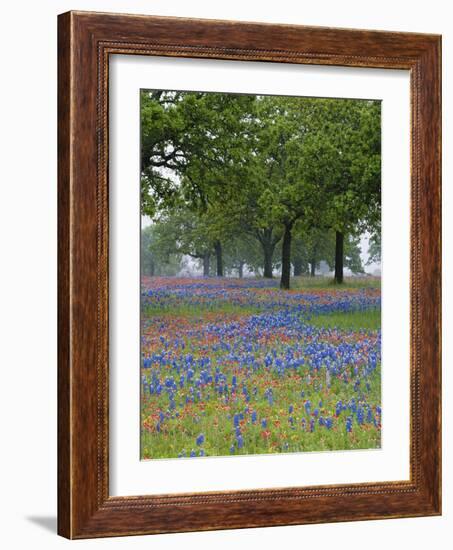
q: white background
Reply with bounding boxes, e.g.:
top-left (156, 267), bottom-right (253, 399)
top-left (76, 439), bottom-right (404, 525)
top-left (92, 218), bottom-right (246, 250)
top-left (0, 0), bottom-right (450, 549)
top-left (110, 56), bottom-right (410, 495)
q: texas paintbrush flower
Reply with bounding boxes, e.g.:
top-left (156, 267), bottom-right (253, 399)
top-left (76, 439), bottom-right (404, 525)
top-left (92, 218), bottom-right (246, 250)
top-left (140, 277), bottom-right (381, 459)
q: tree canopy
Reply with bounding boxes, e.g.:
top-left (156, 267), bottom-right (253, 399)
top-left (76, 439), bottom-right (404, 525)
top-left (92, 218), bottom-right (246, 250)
top-left (141, 90), bottom-right (381, 288)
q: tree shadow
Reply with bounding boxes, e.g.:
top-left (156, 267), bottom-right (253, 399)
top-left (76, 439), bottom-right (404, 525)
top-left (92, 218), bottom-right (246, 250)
top-left (26, 516), bottom-right (57, 534)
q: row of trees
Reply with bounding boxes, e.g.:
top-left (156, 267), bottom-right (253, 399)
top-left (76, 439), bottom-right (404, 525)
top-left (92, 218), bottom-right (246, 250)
top-left (140, 90), bottom-right (381, 288)
top-left (141, 223), bottom-right (367, 278)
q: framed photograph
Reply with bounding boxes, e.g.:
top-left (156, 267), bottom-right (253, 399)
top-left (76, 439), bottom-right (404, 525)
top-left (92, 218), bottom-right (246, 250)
top-left (58, 11), bottom-right (441, 538)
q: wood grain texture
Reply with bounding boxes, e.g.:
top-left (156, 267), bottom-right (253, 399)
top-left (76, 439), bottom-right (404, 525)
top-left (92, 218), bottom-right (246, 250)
top-left (57, 10), bottom-right (442, 539)
top-left (57, 10), bottom-right (72, 538)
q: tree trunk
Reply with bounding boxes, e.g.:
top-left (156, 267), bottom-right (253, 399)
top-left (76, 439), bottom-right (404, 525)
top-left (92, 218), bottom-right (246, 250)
top-left (280, 222), bottom-right (293, 290)
top-left (263, 246), bottom-right (274, 278)
top-left (147, 257), bottom-right (155, 277)
top-left (293, 257), bottom-right (303, 277)
top-left (334, 231), bottom-right (344, 284)
top-left (202, 253), bottom-right (211, 277)
top-left (258, 227), bottom-right (279, 278)
top-left (214, 241), bottom-right (224, 277)
top-left (310, 258), bottom-right (316, 277)
top-left (238, 261), bottom-right (244, 278)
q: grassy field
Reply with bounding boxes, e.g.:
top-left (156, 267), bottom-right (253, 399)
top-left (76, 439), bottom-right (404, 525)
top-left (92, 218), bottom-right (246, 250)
top-left (292, 275), bottom-right (381, 290)
top-left (307, 309), bottom-right (381, 331)
top-left (140, 276), bottom-right (381, 459)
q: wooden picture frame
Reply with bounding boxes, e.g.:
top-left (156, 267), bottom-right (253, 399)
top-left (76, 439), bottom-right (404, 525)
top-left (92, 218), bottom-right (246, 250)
top-left (58, 10), bottom-right (441, 539)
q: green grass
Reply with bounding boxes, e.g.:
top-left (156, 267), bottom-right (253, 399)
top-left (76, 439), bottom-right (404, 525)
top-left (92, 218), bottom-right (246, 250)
top-left (140, 279), bottom-right (381, 459)
top-left (142, 302), bottom-right (262, 318)
top-left (307, 308), bottom-right (381, 331)
top-left (292, 276), bottom-right (381, 291)
top-left (141, 363), bottom-right (382, 459)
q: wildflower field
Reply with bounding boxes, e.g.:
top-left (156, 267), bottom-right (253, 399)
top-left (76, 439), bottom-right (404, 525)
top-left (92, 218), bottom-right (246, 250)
top-left (140, 276), bottom-right (381, 460)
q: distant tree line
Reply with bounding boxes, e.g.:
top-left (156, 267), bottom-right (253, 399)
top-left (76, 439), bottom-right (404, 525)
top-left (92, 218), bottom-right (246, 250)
top-left (141, 223), bottom-right (366, 279)
top-left (140, 90), bottom-right (381, 288)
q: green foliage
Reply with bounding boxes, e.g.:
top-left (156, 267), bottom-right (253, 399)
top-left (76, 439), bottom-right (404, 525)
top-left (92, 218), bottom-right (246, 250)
top-left (367, 232), bottom-right (381, 265)
top-left (344, 234), bottom-right (365, 274)
top-left (141, 224), bottom-right (183, 276)
top-left (222, 233), bottom-right (263, 277)
top-left (140, 90), bottom-right (381, 284)
top-left (291, 226), bottom-right (364, 275)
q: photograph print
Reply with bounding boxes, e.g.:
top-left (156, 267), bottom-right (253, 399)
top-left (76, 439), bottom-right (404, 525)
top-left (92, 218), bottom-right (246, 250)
top-left (140, 90), bottom-right (381, 460)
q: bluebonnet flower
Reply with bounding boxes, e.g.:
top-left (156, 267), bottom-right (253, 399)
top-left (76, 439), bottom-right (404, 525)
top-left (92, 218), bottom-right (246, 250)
top-left (196, 433), bottom-right (205, 446)
top-left (140, 277), bottom-right (382, 459)
top-left (264, 388), bottom-right (274, 405)
top-left (346, 417), bottom-right (353, 433)
top-left (357, 406), bottom-right (365, 425)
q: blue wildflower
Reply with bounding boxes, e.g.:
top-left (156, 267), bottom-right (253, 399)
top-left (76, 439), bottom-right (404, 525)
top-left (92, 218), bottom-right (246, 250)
top-left (346, 416), bottom-right (353, 433)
